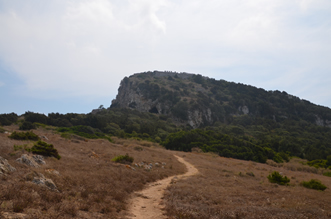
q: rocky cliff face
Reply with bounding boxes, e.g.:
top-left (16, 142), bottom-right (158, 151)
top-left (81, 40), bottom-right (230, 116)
top-left (111, 71), bottom-right (331, 128)
top-left (111, 71), bottom-right (217, 128)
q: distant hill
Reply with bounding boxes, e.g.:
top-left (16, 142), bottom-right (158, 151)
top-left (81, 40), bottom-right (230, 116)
top-left (2, 71), bottom-right (331, 163)
top-left (111, 71), bottom-right (331, 128)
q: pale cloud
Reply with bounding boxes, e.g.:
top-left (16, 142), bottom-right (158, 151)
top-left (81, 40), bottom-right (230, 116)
top-left (0, 0), bottom-right (330, 108)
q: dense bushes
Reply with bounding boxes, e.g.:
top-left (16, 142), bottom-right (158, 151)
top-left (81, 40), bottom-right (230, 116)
top-left (307, 157), bottom-right (331, 169)
top-left (301, 179), bottom-right (327, 191)
top-left (19, 121), bottom-right (36, 130)
top-left (162, 129), bottom-right (269, 163)
top-left (57, 125), bottom-right (111, 141)
top-left (8, 131), bottom-right (40, 141)
top-left (0, 113), bottom-right (18, 126)
top-left (29, 140), bottom-right (61, 160)
top-left (267, 171), bottom-right (290, 185)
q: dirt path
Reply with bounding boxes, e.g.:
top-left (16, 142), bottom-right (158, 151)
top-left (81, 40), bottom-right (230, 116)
top-left (125, 155), bottom-right (199, 219)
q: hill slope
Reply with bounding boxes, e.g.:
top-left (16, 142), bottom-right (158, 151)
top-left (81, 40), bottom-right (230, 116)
top-left (111, 71), bottom-right (331, 128)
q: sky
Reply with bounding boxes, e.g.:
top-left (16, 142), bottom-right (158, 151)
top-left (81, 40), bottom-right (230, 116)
top-left (0, 0), bottom-right (331, 115)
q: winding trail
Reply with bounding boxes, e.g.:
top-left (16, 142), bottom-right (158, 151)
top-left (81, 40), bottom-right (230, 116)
top-left (125, 155), bottom-right (199, 219)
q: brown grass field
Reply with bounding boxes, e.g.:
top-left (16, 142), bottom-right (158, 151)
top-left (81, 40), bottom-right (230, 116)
top-left (165, 151), bottom-right (331, 219)
top-left (0, 125), bottom-right (186, 218)
top-left (1, 125), bottom-right (331, 218)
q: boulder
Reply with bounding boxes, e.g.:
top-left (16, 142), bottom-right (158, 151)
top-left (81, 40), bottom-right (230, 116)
top-left (26, 171), bottom-right (58, 191)
top-left (32, 155), bottom-right (46, 165)
top-left (0, 156), bottom-right (16, 174)
top-left (16, 154), bottom-right (46, 168)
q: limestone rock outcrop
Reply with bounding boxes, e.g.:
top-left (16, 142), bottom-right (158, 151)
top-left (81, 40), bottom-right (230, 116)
top-left (0, 156), bottom-right (16, 174)
top-left (16, 154), bottom-right (46, 168)
top-left (26, 171), bottom-right (58, 191)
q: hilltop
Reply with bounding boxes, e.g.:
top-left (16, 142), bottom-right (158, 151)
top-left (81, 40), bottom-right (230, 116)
top-left (111, 71), bottom-right (331, 128)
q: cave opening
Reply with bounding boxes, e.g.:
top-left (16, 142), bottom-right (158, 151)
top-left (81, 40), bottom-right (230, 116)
top-left (149, 106), bottom-right (159, 114)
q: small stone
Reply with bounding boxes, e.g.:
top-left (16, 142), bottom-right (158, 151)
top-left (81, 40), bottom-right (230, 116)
top-left (41, 135), bottom-right (48, 140)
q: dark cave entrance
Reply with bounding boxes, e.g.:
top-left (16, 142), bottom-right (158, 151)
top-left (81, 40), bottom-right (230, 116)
top-left (149, 106), bottom-right (159, 114)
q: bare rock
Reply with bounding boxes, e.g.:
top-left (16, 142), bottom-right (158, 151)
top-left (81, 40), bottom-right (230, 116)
top-left (32, 155), bottom-right (46, 165)
top-left (41, 135), bottom-right (48, 140)
top-left (26, 171), bottom-right (58, 191)
top-left (0, 156), bottom-right (16, 174)
top-left (45, 168), bottom-right (60, 175)
top-left (16, 154), bottom-right (46, 167)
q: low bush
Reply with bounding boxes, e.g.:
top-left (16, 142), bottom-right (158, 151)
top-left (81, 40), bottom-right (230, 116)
top-left (267, 171), bottom-right (290, 185)
top-left (13, 144), bottom-right (30, 151)
top-left (111, 153), bottom-right (134, 164)
top-left (19, 121), bottom-right (36, 130)
top-left (323, 172), bottom-right (331, 177)
top-left (0, 126), bottom-right (6, 133)
top-left (273, 153), bottom-right (284, 163)
top-left (301, 179), bottom-right (327, 191)
top-left (8, 131), bottom-right (40, 141)
top-left (307, 159), bottom-right (328, 169)
top-left (57, 126), bottom-right (112, 142)
top-left (29, 140), bottom-right (61, 160)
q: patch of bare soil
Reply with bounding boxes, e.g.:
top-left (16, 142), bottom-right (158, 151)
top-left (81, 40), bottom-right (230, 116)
top-left (125, 155), bottom-right (199, 219)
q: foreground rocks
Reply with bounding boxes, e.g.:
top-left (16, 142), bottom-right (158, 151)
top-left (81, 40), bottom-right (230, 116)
top-left (0, 156), bottom-right (16, 174)
top-left (26, 171), bottom-right (58, 191)
top-left (16, 154), bottom-right (46, 168)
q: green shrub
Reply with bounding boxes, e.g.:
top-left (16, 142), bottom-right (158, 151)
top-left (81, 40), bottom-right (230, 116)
top-left (19, 121), bottom-right (36, 130)
top-left (323, 172), bottom-right (331, 177)
top-left (301, 179), bottom-right (327, 191)
top-left (273, 153), bottom-right (284, 163)
top-left (57, 125), bottom-right (112, 142)
top-left (13, 144), bottom-right (30, 151)
top-left (29, 140), bottom-right (61, 160)
top-left (327, 155), bottom-right (331, 167)
top-left (0, 126), bottom-right (5, 133)
top-left (267, 171), bottom-right (290, 185)
top-left (13, 144), bottom-right (23, 151)
top-left (307, 159), bottom-right (328, 169)
top-left (8, 131), bottom-right (40, 141)
top-left (111, 153), bottom-right (134, 164)
top-left (279, 151), bottom-right (290, 162)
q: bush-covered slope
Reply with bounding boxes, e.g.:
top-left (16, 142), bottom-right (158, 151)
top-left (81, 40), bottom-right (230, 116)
top-left (1, 71), bottom-right (331, 164)
top-left (111, 71), bottom-right (331, 129)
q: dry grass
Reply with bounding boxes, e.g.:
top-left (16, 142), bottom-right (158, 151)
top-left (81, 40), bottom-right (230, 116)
top-left (0, 125), bottom-right (186, 218)
top-left (164, 152), bottom-right (331, 219)
top-left (2, 124), bottom-right (331, 218)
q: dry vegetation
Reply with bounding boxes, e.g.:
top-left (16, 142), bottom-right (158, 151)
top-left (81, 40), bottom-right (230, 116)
top-left (164, 152), bottom-right (331, 219)
top-left (0, 125), bottom-right (186, 218)
top-left (2, 124), bottom-right (331, 218)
